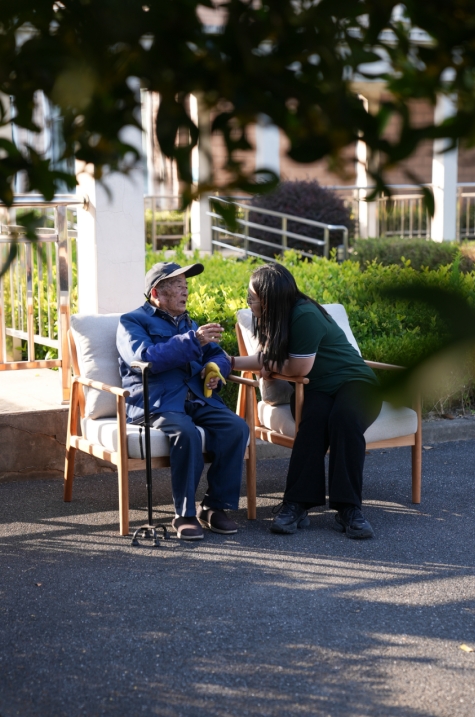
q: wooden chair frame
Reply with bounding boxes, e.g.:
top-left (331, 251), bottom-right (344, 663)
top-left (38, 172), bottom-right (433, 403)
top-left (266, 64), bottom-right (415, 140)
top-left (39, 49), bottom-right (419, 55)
top-left (235, 322), bottom-right (422, 506)
top-left (64, 329), bottom-right (258, 535)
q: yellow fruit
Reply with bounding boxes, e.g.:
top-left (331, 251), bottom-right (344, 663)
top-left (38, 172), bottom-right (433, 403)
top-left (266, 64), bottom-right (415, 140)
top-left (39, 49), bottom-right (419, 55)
top-left (203, 361), bottom-right (226, 397)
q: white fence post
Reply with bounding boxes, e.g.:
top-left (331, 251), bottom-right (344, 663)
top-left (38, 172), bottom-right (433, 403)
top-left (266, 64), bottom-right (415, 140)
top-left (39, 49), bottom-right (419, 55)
top-left (356, 96), bottom-right (378, 238)
top-left (190, 94), bottom-right (212, 252)
top-left (431, 94), bottom-right (458, 242)
top-left (255, 114), bottom-right (280, 177)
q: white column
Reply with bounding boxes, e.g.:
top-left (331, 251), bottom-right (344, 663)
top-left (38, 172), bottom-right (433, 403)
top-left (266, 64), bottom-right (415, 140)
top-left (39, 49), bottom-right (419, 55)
top-left (0, 94), bottom-right (12, 225)
top-left (142, 89), bottom-right (156, 197)
top-left (190, 94), bottom-right (212, 252)
top-left (76, 127), bottom-right (146, 314)
top-left (355, 96), bottom-right (378, 238)
top-left (255, 114), bottom-right (280, 176)
top-left (431, 95), bottom-right (458, 242)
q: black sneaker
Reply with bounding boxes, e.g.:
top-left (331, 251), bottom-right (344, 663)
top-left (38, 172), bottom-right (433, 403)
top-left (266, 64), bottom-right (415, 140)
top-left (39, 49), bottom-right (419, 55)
top-left (333, 506), bottom-right (374, 539)
top-left (270, 501), bottom-right (310, 534)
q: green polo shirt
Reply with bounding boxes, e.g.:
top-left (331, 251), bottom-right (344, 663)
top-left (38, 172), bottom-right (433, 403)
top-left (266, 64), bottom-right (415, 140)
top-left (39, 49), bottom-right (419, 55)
top-left (288, 301), bottom-right (377, 394)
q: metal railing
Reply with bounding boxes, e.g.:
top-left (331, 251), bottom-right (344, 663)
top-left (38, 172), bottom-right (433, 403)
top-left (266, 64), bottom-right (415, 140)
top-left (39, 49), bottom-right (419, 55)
top-left (330, 183), bottom-right (475, 240)
top-left (378, 189), bottom-right (430, 239)
top-left (327, 185), bottom-right (431, 239)
top-left (144, 195), bottom-right (190, 250)
top-left (0, 194), bottom-right (86, 402)
top-left (208, 197), bottom-right (349, 261)
top-left (457, 183), bottom-right (475, 240)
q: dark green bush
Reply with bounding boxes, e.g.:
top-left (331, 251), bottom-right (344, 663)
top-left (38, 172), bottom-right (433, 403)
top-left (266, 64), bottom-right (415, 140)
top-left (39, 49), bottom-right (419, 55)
top-left (351, 237), bottom-right (475, 273)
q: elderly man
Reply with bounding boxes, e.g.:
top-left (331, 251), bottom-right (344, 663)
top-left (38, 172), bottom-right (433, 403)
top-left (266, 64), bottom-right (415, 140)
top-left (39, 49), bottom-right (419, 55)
top-left (117, 261), bottom-right (249, 540)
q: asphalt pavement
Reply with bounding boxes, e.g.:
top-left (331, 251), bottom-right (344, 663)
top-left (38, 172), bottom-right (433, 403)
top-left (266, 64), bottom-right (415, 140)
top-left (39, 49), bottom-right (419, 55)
top-left (1, 442), bottom-right (475, 717)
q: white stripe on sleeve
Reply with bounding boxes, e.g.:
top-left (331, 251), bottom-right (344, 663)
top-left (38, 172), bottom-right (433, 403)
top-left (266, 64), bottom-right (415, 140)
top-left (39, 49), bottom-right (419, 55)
top-left (288, 353), bottom-right (316, 359)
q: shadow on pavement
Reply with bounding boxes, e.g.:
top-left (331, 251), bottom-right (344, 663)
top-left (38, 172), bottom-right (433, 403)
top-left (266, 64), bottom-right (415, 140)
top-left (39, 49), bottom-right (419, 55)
top-left (0, 443), bottom-right (474, 716)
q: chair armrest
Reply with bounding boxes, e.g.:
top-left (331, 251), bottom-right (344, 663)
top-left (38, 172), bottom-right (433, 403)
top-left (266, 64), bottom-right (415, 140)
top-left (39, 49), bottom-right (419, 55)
top-left (269, 373), bottom-right (310, 384)
top-left (227, 374), bottom-right (259, 387)
top-left (73, 375), bottom-right (130, 398)
top-left (365, 360), bottom-right (405, 371)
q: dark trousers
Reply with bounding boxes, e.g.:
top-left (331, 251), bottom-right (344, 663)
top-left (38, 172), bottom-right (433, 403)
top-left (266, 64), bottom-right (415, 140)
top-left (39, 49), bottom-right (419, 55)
top-left (151, 401), bottom-right (249, 517)
top-left (284, 381), bottom-right (382, 510)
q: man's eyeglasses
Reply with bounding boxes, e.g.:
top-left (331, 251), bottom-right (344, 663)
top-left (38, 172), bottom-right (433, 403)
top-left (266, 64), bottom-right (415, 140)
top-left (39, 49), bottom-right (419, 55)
top-left (246, 293), bottom-right (260, 305)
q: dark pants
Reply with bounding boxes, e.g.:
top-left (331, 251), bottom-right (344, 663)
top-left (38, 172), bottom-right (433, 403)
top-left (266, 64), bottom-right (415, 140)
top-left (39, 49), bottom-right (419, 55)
top-left (152, 401), bottom-right (249, 517)
top-left (284, 381), bottom-right (382, 510)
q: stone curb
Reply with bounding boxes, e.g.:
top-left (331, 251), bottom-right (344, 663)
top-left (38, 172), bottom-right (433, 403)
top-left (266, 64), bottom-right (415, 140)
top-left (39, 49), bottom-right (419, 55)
top-left (421, 416), bottom-right (475, 445)
top-left (255, 417), bottom-right (475, 460)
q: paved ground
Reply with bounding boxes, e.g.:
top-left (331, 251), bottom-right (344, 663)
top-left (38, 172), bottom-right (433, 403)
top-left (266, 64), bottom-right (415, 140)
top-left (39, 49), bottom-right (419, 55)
top-left (1, 442), bottom-right (475, 717)
top-left (0, 369), bottom-right (65, 414)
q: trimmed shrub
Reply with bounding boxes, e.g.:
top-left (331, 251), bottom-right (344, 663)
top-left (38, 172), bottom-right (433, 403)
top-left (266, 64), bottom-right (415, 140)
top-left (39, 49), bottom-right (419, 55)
top-left (146, 245), bottom-right (475, 415)
top-left (247, 180), bottom-right (354, 258)
top-left (351, 237), bottom-right (475, 272)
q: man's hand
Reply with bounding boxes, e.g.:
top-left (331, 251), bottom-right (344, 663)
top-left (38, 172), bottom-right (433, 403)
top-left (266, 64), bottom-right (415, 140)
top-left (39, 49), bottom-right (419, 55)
top-left (196, 323), bottom-right (224, 346)
top-left (201, 366), bottom-right (220, 391)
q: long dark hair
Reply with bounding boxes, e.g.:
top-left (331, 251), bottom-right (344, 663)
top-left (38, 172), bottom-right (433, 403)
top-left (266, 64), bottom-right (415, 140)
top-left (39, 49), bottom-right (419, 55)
top-left (250, 264), bottom-right (329, 370)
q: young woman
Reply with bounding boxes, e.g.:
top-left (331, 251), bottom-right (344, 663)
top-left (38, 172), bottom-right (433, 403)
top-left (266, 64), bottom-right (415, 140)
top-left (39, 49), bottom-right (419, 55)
top-left (233, 263), bottom-right (382, 539)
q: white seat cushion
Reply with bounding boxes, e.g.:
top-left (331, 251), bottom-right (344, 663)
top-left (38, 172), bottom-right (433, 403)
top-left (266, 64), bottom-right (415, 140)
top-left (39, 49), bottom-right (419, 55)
top-left (82, 417), bottom-right (207, 459)
top-left (258, 400), bottom-right (418, 443)
top-left (70, 313), bottom-right (123, 419)
top-left (82, 418), bottom-right (249, 460)
top-left (364, 402), bottom-right (418, 443)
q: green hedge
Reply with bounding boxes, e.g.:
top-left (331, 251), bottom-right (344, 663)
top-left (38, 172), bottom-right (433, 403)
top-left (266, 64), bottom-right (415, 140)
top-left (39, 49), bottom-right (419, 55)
top-left (146, 245), bottom-right (475, 414)
top-left (350, 237), bottom-right (475, 273)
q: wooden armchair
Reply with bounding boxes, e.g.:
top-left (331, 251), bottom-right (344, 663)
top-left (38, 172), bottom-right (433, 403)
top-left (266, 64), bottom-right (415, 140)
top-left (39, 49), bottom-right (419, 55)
top-left (63, 313), bottom-right (256, 535)
top-left (234, 306), bottom-right (422, 514)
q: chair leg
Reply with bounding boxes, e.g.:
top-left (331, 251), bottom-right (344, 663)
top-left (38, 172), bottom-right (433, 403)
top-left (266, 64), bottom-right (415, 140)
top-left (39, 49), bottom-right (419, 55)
top-left (412, 396), bottom-right (422, 503)
top-left (246, 454), bottom-right (257, 520)
top-left (64, 445), bottom-right (76, 502)
top-left (117, 394), bottom-right (130, 536)
top-left (117, 462), bottom-right (130, 536)
top-left (245, 384), bottom-right (257, 519)
top-left (64, 379), bottom-right (79, 502)
top-left (412, 443), bottom-right (422, 504)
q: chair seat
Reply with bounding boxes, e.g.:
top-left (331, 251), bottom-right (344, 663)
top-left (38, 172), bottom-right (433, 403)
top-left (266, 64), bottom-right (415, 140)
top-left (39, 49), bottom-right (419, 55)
top-left (258, 400), bottom-right (418, 444)
top-left (82, 417), bottom-right (206, 459)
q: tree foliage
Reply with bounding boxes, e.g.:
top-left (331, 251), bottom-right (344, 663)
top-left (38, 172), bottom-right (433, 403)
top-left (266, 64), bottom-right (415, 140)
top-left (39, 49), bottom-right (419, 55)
top-left (1, 0), bottom-right (475, 211)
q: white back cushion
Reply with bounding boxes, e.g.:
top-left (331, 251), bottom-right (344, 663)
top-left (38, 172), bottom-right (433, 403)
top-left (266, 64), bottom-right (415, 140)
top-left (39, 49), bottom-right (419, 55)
top-left (70, 313), bottom-right (122, 419)
top-left (237, 304), bottom-right (361, 355)
top-left (236, 303), bottom-right (361, 405)
top-left (321, 304), bottom-right (361, 355)
top-left (236, 308), bottom-right (260, 355)
top-left (236, 308), bottom-right (293, 405)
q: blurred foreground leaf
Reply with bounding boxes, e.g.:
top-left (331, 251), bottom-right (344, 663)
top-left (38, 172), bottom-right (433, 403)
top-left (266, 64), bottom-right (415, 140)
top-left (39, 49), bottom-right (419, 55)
top-left (379, 285), bottom-right (475, 406)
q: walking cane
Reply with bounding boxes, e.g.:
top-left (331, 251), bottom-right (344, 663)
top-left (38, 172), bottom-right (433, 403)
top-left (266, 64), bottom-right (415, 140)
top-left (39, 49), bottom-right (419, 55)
top-left (130, 360), bottom-right (169, 547)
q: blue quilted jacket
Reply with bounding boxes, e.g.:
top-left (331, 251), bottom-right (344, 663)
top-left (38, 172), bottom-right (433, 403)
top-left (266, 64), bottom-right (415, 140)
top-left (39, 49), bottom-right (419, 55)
top-left (117, 302), bottom-right (231, 422)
